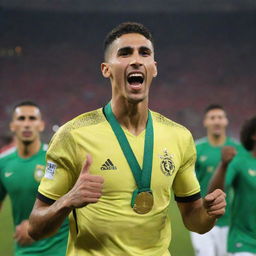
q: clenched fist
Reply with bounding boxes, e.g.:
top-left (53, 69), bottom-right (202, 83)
top-left (204, 189), bottom-right (226, 219)
top-left (221, 146), bottom-right (237, 166)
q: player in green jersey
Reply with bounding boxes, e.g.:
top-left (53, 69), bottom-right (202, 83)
top-left (191, 104), bottom-right (245, 256)
top-left (28, 22), bottom-right (226, 256)
top-left (209, 116), bottom-right (256, 256)
top-left (0, 101), bottom-right (68, 256)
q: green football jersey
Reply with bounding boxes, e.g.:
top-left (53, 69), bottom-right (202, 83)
top-left (0, 144), bottom-right (68, 256)
top-left (195, 137), bottom-right (245, 227)
top-left (225, 151), bottom-right (256, 253)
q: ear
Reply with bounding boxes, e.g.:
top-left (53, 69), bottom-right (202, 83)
top-left (101, 62), bottom-right (111, 78)
top-left (225, 118), bottom-right (229, 127)
top-left (9, 121), bottom-right (15, 132)
top-left (153, 61), bottom-right (158, 77)
top-left (203, 118), bottom-right (207, 128)
top-left (39, 120), bottom-right (45, 132)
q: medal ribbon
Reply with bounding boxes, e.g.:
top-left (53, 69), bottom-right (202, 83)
top-left (104, 102), bottom-right (154, 207)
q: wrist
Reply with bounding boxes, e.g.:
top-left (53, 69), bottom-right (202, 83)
top-left (220, 161), bottom-right (229, 170)
top-left (57, 194), bottom-right (75, 213)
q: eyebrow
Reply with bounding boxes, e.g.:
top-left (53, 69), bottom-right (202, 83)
top-left (117, 47), bottom-right (133, 55)
top-left (117, 46), bottom-right (152, 55)
top-left (139, 46), bottom-right (152, 53)
top-left (17, 115), bottom-right (38, 120)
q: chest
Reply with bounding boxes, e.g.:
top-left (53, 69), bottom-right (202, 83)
top-left (1, 159), bottom-right (46, 194)
top-left (236, 162), bottom-right (256, 190)
top-left (197, 147), bottom-right (221, 174)
top-left (75, 127), bottom-right (184, 195)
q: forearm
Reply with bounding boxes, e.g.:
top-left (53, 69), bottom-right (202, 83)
top-left (28, 196), bottom-right (72, 240)
top-left (208, 162), bottom-right (227, 193)
top-left (181, 204), bottom-right (216, 234)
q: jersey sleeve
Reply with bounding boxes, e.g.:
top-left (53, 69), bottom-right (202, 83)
top-left (0, 163), bottom-right (7, 201)
top-left (38, 125), bottom-right (79, 203)
top-left (173, 131), bottom-right (201, 202)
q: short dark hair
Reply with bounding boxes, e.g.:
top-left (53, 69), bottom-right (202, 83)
top-left (204, 104), bottom-right (225, 114)
top-left (240, 116), bottom-right (256, 151)
top-left (104, 22), bottom-right (153, 60)
top-left (13, 101), bottom-right (40, 112)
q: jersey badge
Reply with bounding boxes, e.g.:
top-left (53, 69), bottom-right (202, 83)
top-left (200, 155), bottom-right (207, 162)
top-left (4, 172), bottom-right (13, 178)
top-left (248, 169), bottom-right (256, 177)
top-left (34, 164), bottom-right (45, 182)
top-left (44, 161), bottom-right (57, 179)
top-left (207, 166), bottom-right (214, 173)
top-left (159, 149), bottom-right (175, 176)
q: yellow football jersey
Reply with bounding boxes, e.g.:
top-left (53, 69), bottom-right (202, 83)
top-left (38, 108), bottom-right (200, 256)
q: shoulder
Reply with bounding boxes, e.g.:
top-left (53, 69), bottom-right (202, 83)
top-left (60, 108), bottom-right (105, 134)
top-left (151, 111), bottom-right (191, 136)
top-left (230, 152), bottom-right (248, 168)
top-left (0, 147), bottom-right (16, 161)
top-left (227, 137), bottom-right (247, 152)
top-left (227, 137), bottom-right (240, 146)
top-left (48, 108), bottom-right (105, 147)
top-left (195, 137), bottom-right (208, 146)
top-left (0, 148), bottom-right (17, 169)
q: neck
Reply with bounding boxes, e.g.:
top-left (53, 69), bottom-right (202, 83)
top-left (111, 98), bottom-right (149, 136)
top-left (207, 132), bottom-right (226, 146)
top-left (17, 139), bottom-right (41, 158)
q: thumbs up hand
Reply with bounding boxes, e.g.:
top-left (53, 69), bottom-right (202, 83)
top-left (65, 154), bottom-right (104, 209)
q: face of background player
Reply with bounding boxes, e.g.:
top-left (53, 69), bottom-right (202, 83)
top-left (101, 33), bottom-right (157, 104)
top-left (203, 108), bottom-right (228, 137)
top-left (10, 106), bottom-right (45, 145)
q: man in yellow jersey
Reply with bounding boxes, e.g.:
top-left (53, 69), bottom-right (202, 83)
top-left (28, 22), bottom-right (226, 256)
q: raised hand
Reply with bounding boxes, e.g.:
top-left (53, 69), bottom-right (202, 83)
top-left (221, 146), bottom-right (237, 165)
top-left (203, 189), bottom-right (226, 219)
top-left (65, 154), bottom-right (104, 209)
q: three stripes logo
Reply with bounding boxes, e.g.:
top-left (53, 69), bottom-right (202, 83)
top-left (100, 159), bottom-right (117, 170)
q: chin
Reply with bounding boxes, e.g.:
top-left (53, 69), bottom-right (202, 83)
top-left (22, 139), bottom-right (33, 145)
top-left (127, 98), bottom-right (144, 104)
top-left (127, 94), bottom-right (147, 104)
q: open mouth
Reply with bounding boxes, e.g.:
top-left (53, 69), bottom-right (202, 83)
top-left (22, 131), bottom-right (32, 137)
top-left (127, 73), bottom-right (144, 85)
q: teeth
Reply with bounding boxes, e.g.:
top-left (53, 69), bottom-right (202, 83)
top-left (128, 73), bottom-right (143, 78)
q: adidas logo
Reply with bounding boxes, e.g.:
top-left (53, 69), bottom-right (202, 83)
top-left (101, 159), bottom-right (117, 170)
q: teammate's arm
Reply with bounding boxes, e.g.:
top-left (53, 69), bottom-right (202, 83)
top-left (177, 188), bottom-right (226, 234)
top-left (28, 155), bottom-right (104, 240)
top-left (208, 146), bottom-right (236, 192)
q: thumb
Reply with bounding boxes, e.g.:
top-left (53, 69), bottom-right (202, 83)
top-left (204, 193), bottom-right (214, 202)
top-left (80, 154), bottom-right (93, 175)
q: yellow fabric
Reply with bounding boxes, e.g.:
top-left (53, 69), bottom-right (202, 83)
top-left (39, 108), bottom-right (200, 256)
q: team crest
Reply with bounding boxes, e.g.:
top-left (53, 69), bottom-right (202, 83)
top-left (248, 169), bottom-right (256, 177)
top-left (159, 149), bottom-right (175, 176)
top-left (200, 155), bottom-right (207, 162)
top-left (34, 164), bottom-right (45, 182)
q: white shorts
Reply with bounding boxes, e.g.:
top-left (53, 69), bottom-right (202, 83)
top-left (190, 226), bottom-right (229, 256)
top-left (229, 253), bottom-right (256, 256)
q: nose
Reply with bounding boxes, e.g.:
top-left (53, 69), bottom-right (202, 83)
top-left (23, 118), bottom-right (32, 128)
top-left (129, 53), bottom-right (143, 67)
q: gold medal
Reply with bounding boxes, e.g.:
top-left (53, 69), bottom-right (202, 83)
top-left (133, 191), bottom-right (154, 214)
